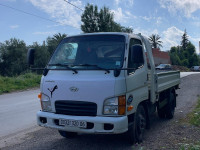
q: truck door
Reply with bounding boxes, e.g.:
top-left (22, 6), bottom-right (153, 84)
top-left (126, 38), bottom-right (148, 112)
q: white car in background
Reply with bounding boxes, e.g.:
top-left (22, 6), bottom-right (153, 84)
top-left (191, 66), bottom-right (200, 71)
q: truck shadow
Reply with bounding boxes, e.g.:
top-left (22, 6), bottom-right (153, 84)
top-left (9, 113), bottom-right (175, 150)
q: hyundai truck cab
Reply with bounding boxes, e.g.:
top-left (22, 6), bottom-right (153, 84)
top-left (38, 33), bottom-right (135, 133)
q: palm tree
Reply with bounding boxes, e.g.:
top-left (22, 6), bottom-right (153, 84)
top-left (148, 34), bottom-right (163, 49)
top-left (52, 33), bottom-right (67, 44)
top-left (47, 33), bottom-right (67, 55)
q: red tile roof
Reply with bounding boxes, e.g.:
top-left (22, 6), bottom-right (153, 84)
top-left (152, 48), bottom-right (170, 60)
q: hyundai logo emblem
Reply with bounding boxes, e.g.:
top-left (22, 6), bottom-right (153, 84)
top-left (70, 87), bottom-right (79, 92)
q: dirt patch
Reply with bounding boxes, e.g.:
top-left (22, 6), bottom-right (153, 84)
top-left (139, 117), bottom-right (200, 150)
top-left (172, 65), bottom-right (190, 72)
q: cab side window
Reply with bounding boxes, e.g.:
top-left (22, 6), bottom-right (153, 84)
top-left (128, 38), bottom-right (144, 74)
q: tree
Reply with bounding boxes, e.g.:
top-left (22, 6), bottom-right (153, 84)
top-left (148, 34), bottom-right (163, 49)
top-left (52, 33), bottom-right (67, 44)
top-left (169, 38), bottom-right (200, 68)
top-left (81, 4), bottom-right (133, 33)
top-left (0, 38), bottom-right (27, 76)
top-left (81, 4), bottom-right (99, 33)
top-left (169, 47), bottom-right (181, 65)
top-left (170, 46), bottom-right (178, 53)
top-left (98, 6), bottom-right (116, 32)
top-left (186, 41), bottom-right (195, 55)
top-left (181, 29), bottom-right (189, 50)
top-left (181, 59), bottom-right (189, 66)
top-left (187, 42), bottom-right (199, 67)
top-left (47, 33), bottom-right (67, 55)
top-left (121, 26), bottom-right (133, 33)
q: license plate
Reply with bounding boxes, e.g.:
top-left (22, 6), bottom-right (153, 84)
top-left (59, 119), bottom-right (87, 128)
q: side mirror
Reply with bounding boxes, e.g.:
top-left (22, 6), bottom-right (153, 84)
top-left (131, 44), bottom-right (144, 64)
top-left (27, 48), bottom-right (35, 66)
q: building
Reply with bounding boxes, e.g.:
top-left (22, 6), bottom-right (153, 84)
top-left (151, 48), bottom-right (171, 66)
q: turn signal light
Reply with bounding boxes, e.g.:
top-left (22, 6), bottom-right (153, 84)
top-left (118, 95), bottom-right (126, 115)
top-left (127, 105), bottom-right (133, 111)
top-left (38, 93), bottom-right (42, 100)
top-left (118, 95), bottom-right (126, 105)
top-left (118, 106), bottom-right (126, 115)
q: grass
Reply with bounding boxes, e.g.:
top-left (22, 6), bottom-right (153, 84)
top-left (0, 73), bottom-right (41, 94)
top-left (180, 143), bottom-right (200, 150)
top-left (189, 97), bottom-right (200, 127)
top-left (179, 97), bottom-right (200, 150)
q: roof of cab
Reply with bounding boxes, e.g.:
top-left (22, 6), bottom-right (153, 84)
top-left (66, 32), bottom-right (142, 40)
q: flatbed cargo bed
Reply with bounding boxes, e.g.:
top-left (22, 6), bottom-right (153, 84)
top-left (156, 70), bottom-right (180, 93)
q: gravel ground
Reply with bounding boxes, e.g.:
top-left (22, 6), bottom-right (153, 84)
top-left (2, 74), bottom-right (200, 150)
top-left (140, 74), bottom-right (200, 149)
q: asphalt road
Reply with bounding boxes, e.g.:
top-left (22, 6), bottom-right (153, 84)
top-left (180, 71), bottom-right (200, 78)
top-left (0, 72), bottom-right (200, 149)
top-left (0, 89), bottom-right (40, 138)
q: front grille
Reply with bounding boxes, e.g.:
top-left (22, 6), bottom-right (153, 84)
top-left (55, 100), bottom-right (97, 116)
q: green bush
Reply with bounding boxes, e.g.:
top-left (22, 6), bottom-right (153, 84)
top-left (0, 73), bottom-right (41, 94)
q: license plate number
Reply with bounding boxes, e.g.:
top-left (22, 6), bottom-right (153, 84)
top-left (59, 119), bottom-right (87, 128)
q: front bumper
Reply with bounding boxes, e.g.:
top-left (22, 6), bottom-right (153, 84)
top-left (37, 111), bottom-right (128, 134)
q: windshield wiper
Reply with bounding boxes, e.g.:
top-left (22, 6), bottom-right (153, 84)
top-left (48, 63), bottom-right (78, 74)
top-left (73, 64), bottom-right (110, 74)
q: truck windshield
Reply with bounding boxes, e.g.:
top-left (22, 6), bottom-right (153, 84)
top-left (48, 35), bottom-right (125, 70)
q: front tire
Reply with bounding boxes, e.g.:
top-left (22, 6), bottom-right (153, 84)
top-left (128, 104), bottom-right (146, 144)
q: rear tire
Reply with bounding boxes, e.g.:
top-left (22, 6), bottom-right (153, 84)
top-left (128, 104), bottom-right (146, 144)
top-left (157, 90), bottom-right (176, 119)
top-left (157, 107), bottom-right (166, 118)
top-left (58, 130), bottom-right (77, 138)
top-left (166, 91), bottom-right (176, 119)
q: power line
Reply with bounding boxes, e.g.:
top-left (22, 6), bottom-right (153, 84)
top-left (0, 3), bottom-right (58, 24)
top-left (63, 0), bottom-right (83, 11)
top-left (0, 3), bottom-right (77, 28)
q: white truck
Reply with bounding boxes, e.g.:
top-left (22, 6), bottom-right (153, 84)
top-left (27, 32), bottom-right (180, 144)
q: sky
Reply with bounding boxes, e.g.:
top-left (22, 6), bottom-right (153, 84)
top-left (0, 0), bottom-right (200, 53)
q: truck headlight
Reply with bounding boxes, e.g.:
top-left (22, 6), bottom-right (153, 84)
top-left (103, 95), bottom-right (126, 115)
top-left (38, 93), bottom-right (52, 112)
